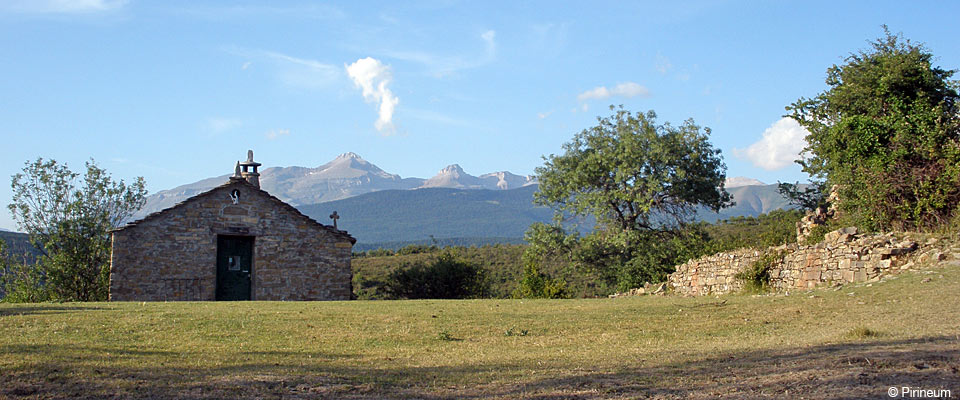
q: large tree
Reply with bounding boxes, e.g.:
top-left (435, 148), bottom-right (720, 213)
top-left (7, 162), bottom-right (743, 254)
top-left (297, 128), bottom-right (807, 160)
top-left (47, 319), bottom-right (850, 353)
top-left (787, 28), bottom-right (960, 230)
top-left (525, 107), bottom-right (732, 291)
top-left (536, 107), bottom-right (732, 233)
top-left (7, 158), bottom-right (146, 301)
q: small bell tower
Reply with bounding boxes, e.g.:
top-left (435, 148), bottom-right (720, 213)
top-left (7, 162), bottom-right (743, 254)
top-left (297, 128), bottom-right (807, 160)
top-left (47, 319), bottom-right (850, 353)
top-left (238, 150), bottom-right (262, 188)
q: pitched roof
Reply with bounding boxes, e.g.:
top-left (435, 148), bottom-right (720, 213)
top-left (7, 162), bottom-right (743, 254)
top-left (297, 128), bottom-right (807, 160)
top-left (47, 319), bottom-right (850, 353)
top-left (113, 178), bottom-right (356, 244)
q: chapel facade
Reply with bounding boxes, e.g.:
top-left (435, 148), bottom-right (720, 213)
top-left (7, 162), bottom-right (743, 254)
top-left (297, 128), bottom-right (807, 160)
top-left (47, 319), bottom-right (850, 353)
top-left (109, 151), bottom-right (355, 301)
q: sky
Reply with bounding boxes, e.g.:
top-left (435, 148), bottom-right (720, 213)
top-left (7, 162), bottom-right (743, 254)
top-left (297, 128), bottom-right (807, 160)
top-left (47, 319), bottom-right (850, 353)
top-left (2, 0), bottom-right (959, 231)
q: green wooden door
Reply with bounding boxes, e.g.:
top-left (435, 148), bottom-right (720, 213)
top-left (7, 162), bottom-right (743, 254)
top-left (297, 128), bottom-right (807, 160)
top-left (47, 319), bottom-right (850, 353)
top-left (216, 235), bottom-right (253, 301)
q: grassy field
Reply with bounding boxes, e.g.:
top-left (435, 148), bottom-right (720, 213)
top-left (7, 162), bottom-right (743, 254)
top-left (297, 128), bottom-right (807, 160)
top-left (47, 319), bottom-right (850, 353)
top-left (2, 262), bottom-right (959, 399)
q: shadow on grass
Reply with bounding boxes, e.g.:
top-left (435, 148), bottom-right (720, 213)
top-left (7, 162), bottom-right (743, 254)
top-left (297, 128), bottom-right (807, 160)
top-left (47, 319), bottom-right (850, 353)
top-left (0, 305), bottom-right (109, 317)
top-left (489, 335), bottom-right (960, 400)
top-left (1, 336), bottom-right (957, 399)
top-left (0, 342), bottom-right (508, 400)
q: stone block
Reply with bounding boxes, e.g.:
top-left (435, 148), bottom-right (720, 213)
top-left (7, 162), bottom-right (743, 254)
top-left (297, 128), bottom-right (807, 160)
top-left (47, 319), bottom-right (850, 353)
top-left (854, 270), bottom-right (867, 282)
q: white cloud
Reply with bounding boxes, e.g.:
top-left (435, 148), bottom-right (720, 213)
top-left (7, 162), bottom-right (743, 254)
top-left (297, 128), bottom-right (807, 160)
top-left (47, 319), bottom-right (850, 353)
top-left (206, 117), bottom-right (241, 134)
top-left (577, 82), bottom-right (651, 102)
top-left (259, 50), bottom-right (334, 71)
top-left (577, 87), bottom-right (610, 101)
top-left (537, 110), bottom-right (554, 119)
top-left (174, 4), bottom-right (345, 20)
top-left (734, 117), bottom-right (809, 170)
top-left (1, 0), bottom-right (127, 13)
top-left (481, 30), bottom-right (496, 56)
top-left (225, 47), bottom-right (339, 88)
top-left (379, 29), bottom-right (497, 77)
top-left (346, 57), bottom-right (399, 134)
top-left (655, 52), bottom-right (672, 74)
top-left (265, 129), bottom-right (290, 140)
top-left (405, 108), bottom-right (467, 127)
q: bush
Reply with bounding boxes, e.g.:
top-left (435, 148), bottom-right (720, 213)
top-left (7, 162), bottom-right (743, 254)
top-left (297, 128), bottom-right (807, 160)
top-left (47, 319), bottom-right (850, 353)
top-left (384, 251), bottom-right (487, 299)
top-left (735, 250), bottom-right (785, 292)
top-left (353, 248), bottom-right (395, 258)
top-left (397, 244), bottom-right (438, 255)
top-left (788, 29), bottom-right (960, 230)
top-left (512, 262), bottom-right (568, 299)
top-left (1, 263), bottom-right (50, 303)
top-left (803, 224), bottom-right (832, 245)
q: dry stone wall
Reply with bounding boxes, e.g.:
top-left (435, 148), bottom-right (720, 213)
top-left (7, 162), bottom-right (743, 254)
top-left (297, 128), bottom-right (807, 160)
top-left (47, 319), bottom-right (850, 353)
top-left (669, 227), bottom-right (923, 296)
top-left (668, 248), bottom-right (760, 296)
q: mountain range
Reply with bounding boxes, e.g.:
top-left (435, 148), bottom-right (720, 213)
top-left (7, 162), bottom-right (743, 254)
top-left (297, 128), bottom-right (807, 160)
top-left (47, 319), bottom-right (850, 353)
top-left (133, 153), bottom-right (536, 219)
top-left (301, 183), bottom-right (794, 249)
top-left (127, 152), bottom-right (791, 248)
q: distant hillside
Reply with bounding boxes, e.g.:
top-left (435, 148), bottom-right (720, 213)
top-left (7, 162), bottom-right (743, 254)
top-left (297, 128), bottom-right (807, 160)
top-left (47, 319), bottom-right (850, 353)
top-left (300, 185), bottom-right (554, 245)
top-left (698, 184), bottom-right (795, 222)
top-left (0, 231), bottom-right (40, 264)
top-left (353, 237), bottom-right (527, 253)
top-left (300, 183), bottom-right (795, 246)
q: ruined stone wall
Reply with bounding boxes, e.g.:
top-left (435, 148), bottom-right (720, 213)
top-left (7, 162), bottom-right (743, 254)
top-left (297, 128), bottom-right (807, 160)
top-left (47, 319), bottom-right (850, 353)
top-left (668, 248), bottom-right (760, 296)
top-left (668, 228), bottom-right (921, 296)
top-left (110, 180), bottom-right (353, 301)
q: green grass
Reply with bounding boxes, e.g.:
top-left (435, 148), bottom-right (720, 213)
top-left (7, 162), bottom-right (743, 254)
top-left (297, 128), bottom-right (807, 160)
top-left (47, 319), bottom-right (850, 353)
top-left (2, 264), bottom-right (959, 398)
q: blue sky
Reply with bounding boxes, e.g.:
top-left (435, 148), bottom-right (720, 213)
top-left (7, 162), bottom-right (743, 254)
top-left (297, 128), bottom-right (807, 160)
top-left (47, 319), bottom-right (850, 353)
top-left (2, 1), bottom-right (959, 231)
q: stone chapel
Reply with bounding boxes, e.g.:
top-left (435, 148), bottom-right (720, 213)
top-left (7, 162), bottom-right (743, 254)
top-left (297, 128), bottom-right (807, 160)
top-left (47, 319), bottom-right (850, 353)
top-left (109, 151), bottom-right (355, 301)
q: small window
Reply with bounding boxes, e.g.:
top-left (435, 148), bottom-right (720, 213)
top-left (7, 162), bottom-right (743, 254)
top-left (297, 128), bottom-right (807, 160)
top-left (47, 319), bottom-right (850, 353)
top-left (228, 256), bottom-right (241, 271)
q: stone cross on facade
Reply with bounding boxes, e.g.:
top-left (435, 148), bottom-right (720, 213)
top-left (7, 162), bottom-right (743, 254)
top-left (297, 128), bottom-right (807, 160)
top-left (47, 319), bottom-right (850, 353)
top-left (329, 211), bottom-right (339, 229)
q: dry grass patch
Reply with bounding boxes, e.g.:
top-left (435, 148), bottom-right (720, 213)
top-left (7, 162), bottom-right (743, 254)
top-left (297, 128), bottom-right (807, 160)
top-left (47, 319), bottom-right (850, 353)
top-left (1, 263), bottom-right (959, 399)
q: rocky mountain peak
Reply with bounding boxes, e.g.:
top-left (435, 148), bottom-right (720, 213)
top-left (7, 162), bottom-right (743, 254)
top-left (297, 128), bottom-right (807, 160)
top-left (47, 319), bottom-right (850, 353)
top-left (725, 176), bottom-right (766, 188)
top-left (336, 152), bottom-right (362, 160)
top-left (439, 164), bottom-right (465, 175)
top-left (423, 164), bottom-right (484, 189)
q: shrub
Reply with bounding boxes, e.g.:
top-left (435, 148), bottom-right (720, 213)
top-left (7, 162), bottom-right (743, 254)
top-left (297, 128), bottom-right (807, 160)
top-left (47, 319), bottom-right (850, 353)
top-left (846, 327), bottom-right (881, 339)
top-left (384, 251), bottom-right (487, 299)
top-left (788, 29), bottom-right (960, 230)
top-left (512, 262), bottom-right (568, 299)
top-left (803, 224), bottom-right (832, 246)
top-left (436, 330), bottom-right (458, 341)
top-left (397, 244), bottom-right (438, 255)
top-left (735, 250), bottom-right (785, 292)
top-left (504, 327), bottom-right (529, 337)
top-left (1, 262), bottom-right (50, 303)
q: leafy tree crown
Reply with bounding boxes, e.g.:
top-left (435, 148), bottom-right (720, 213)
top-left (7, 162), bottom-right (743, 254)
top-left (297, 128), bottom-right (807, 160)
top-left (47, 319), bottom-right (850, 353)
top-left (534, 106), bottom-right (732, 233)
top-left (787, 28), bottom-right (960, 230)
